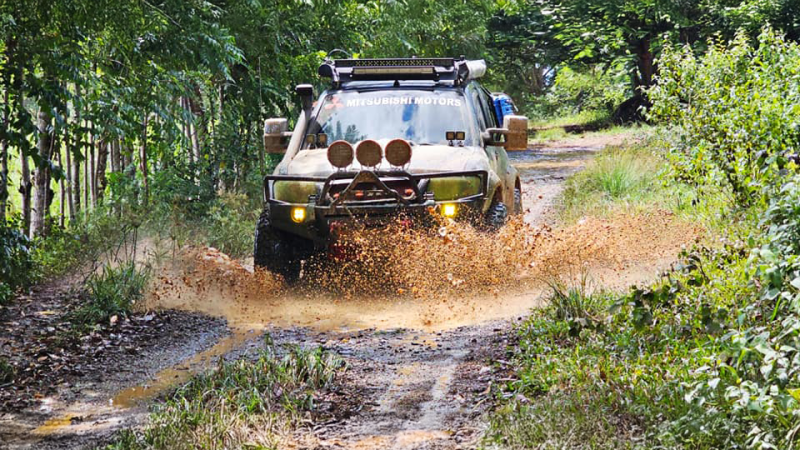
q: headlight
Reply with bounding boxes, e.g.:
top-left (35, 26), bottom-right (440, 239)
top-left (442, 203), bottom-right (457, 218)
top-left (273, 181), bottom-right (318, 203)
top-left (291, 207), bottom-right (307, 223)
top-left (427, 177), bottom-right (481, 201)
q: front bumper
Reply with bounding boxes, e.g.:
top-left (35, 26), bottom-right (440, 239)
top-left (264, 169), bottom-right (488, 242)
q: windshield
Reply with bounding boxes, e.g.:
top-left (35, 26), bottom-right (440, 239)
top-left (305, 89), bottom-right (476, 147)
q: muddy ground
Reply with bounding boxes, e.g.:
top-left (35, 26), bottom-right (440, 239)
top-left (0, 133), bottom-right (698, 450)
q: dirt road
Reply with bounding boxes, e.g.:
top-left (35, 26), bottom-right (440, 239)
top-left (2, 134), bottom-right (697, 449)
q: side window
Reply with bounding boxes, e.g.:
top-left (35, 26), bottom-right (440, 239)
top-left (469, 87), bottom-right (488, 131)
top-left (478, 87), bottom-right (499, 128)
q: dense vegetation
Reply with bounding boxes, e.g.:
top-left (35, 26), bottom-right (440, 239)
top-left (1, 0), bottom-right (798, 300)
top-left (488, 29), bottom-right (800, 449)
top-left (106, 337), bottom-right (343, 449)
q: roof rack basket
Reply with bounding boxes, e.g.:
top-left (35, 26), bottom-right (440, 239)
top-left (318, 57), bottom-right (486, 87)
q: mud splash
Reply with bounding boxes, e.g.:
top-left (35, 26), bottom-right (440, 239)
top-left (146, 210), bottom-right (702, 333)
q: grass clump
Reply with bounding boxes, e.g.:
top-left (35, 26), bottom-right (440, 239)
top-left (558, 143), bottom-right (663, 222)
top-left (68, 262), bottom-right (149, 332)
top-left (105, 337), bottom-right (344, 450)
top-left (0, 357), bottom-right (14, 384)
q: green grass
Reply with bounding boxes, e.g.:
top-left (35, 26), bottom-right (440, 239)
top-left (67, 262), bottom-right (149, 332)
top-left (557, 142), bottom-right (664, 222)
top-left (529, 110), bottom-right (613, 131)
top-left (104, 337), bottom-right (344, 450)
top-left (0, 357), bottom-right (14, 384)
top-left (485, 264), bottom-right (752, 449)
top-left (555, 134), bottom-right (745, 236)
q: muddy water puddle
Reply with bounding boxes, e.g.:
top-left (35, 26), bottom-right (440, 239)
top-left (110, 330), bottom-right (255, 408)
top-left (510, 146), bottom-right (599, 182)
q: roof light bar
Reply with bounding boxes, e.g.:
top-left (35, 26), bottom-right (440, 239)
top-left (318, 57), bottom-right (486, 87)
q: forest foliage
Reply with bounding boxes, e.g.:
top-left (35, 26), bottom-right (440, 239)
top-left (0, 0), bottom-right (798, 298)
top-left (489, 29), bottom-right (800, 449)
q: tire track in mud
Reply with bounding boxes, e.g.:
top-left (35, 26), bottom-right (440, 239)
top-left (7, 136), bottom-right (697, 450)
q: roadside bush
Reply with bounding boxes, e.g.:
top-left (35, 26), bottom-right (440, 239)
top-left (203, 193), bottom-right (260, 259)
top-left (33, 205), bottom-right (144, 280)
top-left (648, 28), bottom-right (800, 206)
top-left (0, 217), bottom-right (36, 305)
top-left (491, 27), bottom-right (800, 450)
top-left (528, 65), bottom-right (629, 126)
top-left (68, 263), bottom-right (149, 332)
top-left (558, 141), bottom-right (668, 222)
top-left (105, 337), bottom-right (343, 450)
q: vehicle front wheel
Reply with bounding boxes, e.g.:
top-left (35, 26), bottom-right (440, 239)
top-left (484, 200), bottom-right (508, 231)
top-left (513, 187), bottom-right (523, 215)
top-left (253, 206), bottom-right (310, 282)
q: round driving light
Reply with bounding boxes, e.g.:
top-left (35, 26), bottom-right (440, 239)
top-left (291, 207), bottom-right (307, 223)
top-left (385, 139), bottom-right (412, 167)
top-left (356, 140), bottom-right (383, 167)
top-left (327, 140), bottom-right (354, 169)
top-left (442, 203), bottom-right (457, 218)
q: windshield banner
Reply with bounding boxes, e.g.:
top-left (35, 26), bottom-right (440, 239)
top-left (344, 97), bottom-right (463, 107)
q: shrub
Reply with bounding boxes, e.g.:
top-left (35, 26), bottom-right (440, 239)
top-left (33, 205), bottom-right (144, 280)
top-left (68, 263), bottom-right (149, 331)
top-left (491, 27), bottom-right (800, 450)
top-left (527, 65), bottom-right (630, 123)
top-left (203, 193), bottom-right (259, 259)
top-left (0, 217), bottom-right (36, 305)
top-left (648, 28), bottom-right (800, 206)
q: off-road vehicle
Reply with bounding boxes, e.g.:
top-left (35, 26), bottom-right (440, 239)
top-left (255, 57), bottom-right (528, 279)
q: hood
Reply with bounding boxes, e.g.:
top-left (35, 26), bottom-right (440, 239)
top-left (282, 143), bottom-right (490, 177)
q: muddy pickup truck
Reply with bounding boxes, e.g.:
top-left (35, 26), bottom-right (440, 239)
top-left (255, 57), bottom-right (528, 280)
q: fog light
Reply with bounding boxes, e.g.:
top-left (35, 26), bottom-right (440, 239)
top-left (291, 207), bottom-right (306, 223)
top-left (442, 203), bottom-right (457, 218)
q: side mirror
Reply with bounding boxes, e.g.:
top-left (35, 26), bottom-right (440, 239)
top-left (264, 118), bottom-right (293, 154)
top-left (482, 130), bottom-right (505, 147)
top-left (503, 115), bottom-right (528, 151)
top-left (484, 116), bottom-right (528, 150)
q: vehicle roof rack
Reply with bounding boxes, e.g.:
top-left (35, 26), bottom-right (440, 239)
top-left (318, 57), bottom-right (486, 87)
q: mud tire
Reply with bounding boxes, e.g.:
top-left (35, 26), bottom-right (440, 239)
top-left (513, 187), bottom-right (523, 215)
top-left (485, 200), bottom-right (508, 231)
top-left (253, 206), bottom-right (309, 283)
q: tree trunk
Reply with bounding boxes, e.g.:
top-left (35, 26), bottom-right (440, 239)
top-left (72, 94), bottom-right (82, 217)
top-left (182, 97), bottom-right (194, 167)
top-left (19, 149), bottom-right (31, 236)
top-left (96, 139), bottom-right (108, 201)
top-left (635, 36), bottom-right (655, 91)
top-left (89, 122), bottom-right (96, 207)
top-left (32, 109), bottom-right (52, 238)
top-left (45, 135), bottom-right (56, 236)
top-left (140, 114), bottom-right (148, 203)
top-left (190, 87), bottom-right (204, 164)
top-left (65, 132), bottom-right (75, 222)
top-left (83, 120), bottom-right (89, 210)
top-left (110, 139), bottom-right (120, 174)
top-left (57, 145), bottom-right (65, 227)
top-left (0, 87), bottom-right (8, 217)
